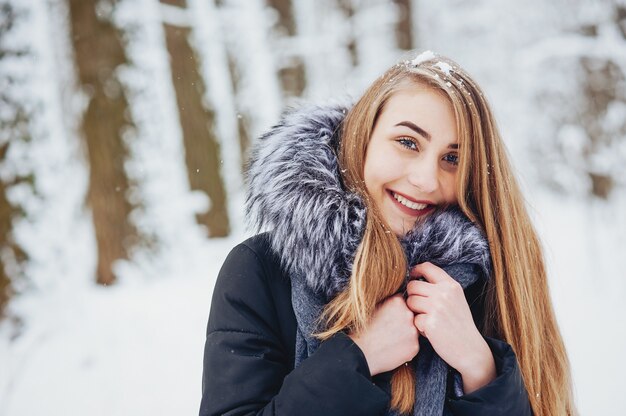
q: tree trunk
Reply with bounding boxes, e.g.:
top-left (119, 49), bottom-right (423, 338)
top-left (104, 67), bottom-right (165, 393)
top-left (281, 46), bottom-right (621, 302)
top-left (68, 0), bottom-right (138, 285)
top-left (0, 143), bottom-right (27, 317)
top-left (393, 0), bottom-right (413, 50)
top-left (0, 1), bottom-right (30, 315)
top-left (161, 0), bottom-right (230, 237)
top-left (337, 0), bottom-right (358, 67)
top-left (580, 56), bottom-right (622, 200)
top-left (217, 48), bottom-right (252, 167)
top-left (218, 0), bottom-right (283, 147)
top-left (267, 0), bottom-right (307, 98)
top-left (0, 173), bottom-right (12, 316)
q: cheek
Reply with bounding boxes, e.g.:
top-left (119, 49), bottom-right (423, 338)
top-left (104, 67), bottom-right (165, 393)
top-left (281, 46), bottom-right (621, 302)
top-left (363, 148), bottom-right (385, 193)
top-left (444, 174), bottom-right (459, 202)
top-left (362, 161), bottom-right (375, 200)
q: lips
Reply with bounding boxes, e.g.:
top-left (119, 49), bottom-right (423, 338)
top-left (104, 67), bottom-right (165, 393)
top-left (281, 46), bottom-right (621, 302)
top-left (387, 190), bottom-right (435, 216)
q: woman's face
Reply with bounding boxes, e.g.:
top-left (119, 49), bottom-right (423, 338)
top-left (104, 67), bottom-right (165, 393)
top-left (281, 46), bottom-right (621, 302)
top-left (363, 86), bottom-right (459, 236)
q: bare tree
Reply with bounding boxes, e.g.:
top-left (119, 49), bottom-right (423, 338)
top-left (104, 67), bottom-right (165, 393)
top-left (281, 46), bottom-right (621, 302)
top-left (578, 55), bottom-right (624, 199)
top-left (267, 0), bottom-right (307, 98)
top-left (218, 0), bottom-right (282, 148)
top-left (0, 1), bottom-right (29, 315)
top-left (161, 0), bottom-right (230, 237)
top-left (68, 0), bottom-right (139, 285)
top-left (393, 0), bottom-right (413, 50)
top-left (529, 2), bottom-right (626, 199)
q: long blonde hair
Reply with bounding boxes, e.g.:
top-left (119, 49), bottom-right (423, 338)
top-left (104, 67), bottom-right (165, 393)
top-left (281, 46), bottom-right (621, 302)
top-left (316, 54), bottom-right (576, 415)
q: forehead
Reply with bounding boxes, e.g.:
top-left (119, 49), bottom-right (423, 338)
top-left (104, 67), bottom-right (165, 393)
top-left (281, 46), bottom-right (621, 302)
top-left (375, 86), bottom-right (457, 140)
top-left (382, 84), bottom-right (450, 114)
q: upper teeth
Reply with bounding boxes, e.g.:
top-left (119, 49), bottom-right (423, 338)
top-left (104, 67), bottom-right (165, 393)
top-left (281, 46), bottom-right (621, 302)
top-left (393, 192), bottom-right (427, 210)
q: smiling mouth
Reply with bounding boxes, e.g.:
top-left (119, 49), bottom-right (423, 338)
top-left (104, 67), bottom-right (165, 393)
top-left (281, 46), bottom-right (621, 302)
top-left (387, 190), bottom-right (435, 215)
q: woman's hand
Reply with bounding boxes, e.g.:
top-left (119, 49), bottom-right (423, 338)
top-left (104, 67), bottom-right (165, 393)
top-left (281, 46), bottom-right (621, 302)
top-left (406, 262), bottom-right (496, 394)
top-left (348, 294), bottom-right (420, 376)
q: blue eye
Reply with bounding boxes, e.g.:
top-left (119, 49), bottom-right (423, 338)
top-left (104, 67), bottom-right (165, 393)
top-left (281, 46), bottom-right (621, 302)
top-left (443, 153), bottom-right (459, 166)
top-left (397, 137), bottom-right (418, 150)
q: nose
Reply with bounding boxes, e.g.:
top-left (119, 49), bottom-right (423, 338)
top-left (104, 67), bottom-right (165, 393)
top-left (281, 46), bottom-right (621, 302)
top-left (407, 158), bottom-right (439, 194)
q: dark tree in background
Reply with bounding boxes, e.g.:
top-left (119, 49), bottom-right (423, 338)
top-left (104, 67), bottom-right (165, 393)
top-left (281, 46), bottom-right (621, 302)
top-left (578, 55), bottom-right (624, 199)
top-left (227, 53), bottom-right (252, 167)
top-left (161, 0), bottom-right (230, 237)
top-left (0, 2), bottom-right (29, 316)
top-left (215, 0), bottom-right (252, 168)
top-left (268, 0), bottom-right (307, 98)
top-left (68, 0), bottom-right (139, 285)
top-left (533, 3), bottom-right (626, 200)
top-left (336, 0), bottom-right (358, 67)
top-left (393, 0), bottom-right (414, 50)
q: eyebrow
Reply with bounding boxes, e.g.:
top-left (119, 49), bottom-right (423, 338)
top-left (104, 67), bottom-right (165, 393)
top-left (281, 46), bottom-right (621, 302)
top-left (395, 121), bottom-right (431, 140)
top-left (395, 121), bottom-right (459, 149)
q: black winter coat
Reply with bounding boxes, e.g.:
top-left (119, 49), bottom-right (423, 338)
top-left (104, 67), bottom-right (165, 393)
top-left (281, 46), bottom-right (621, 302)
top-left (199, 233), bottom-right (532, 416)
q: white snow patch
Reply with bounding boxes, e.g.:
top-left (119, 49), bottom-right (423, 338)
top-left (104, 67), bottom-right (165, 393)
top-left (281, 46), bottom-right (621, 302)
top-left (410, 50), bottom-right (437, 66)
top-left (435, 61), bottom-right (453, 75)
top-left (158, 2), bottom-right (191, 28)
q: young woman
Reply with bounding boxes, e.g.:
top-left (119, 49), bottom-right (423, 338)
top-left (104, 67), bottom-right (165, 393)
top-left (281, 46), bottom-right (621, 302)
top-left (199, 51), bottom-right (576, 416)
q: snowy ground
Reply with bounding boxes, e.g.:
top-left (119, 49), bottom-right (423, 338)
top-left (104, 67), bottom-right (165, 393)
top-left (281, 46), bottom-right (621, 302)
top-left (0, 192), bottom-right (624, 416)
top-left (0, 237), bottom-right (236, 416)
top-left (529, 191), bottom-right (626, 415)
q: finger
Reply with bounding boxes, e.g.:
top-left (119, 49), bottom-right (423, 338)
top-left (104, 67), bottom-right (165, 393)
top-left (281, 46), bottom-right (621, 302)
top-left (414, 313), bottom-right (428, 337)
top-left (406, 279), bottom-right (434, 296)
top-left (410, 262), bottom-right (449, 284)
top-left (406, 294), bottom-right (429, 314)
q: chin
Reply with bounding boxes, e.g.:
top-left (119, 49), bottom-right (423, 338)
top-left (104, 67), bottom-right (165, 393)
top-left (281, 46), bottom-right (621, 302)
top-left (391, 221), bottom-right (416, 237)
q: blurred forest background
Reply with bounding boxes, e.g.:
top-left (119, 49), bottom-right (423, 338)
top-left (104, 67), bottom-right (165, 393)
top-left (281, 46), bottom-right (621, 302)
top-left (0, 0), bottom-right (625, 415)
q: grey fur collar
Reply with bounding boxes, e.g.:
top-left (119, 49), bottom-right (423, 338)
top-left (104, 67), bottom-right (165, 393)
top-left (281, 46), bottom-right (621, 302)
top-left (245, 101), bottom-right (491, 300)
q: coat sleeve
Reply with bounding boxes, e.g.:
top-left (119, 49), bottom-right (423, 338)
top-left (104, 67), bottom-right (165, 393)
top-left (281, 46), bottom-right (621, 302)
top-left (446, 337), bottom-right (533, 415)
top-left (199, 242), bottom-right (390, 416)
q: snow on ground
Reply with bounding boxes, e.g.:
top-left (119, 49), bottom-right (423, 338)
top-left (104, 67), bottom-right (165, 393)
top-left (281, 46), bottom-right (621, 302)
top-left (0, 236), bottom-right (239, 416)
top-left (529, 190), bottom-right (626, 416)
top-left (1, 191), bottom-right (624, 415)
